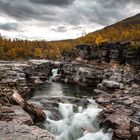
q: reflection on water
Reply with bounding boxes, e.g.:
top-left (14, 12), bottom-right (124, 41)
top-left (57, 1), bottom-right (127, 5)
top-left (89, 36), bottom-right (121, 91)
top-left (32, 79), bottom-right (94, 98)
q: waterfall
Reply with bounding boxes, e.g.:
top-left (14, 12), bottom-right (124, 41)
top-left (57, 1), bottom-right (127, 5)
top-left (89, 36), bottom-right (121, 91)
top-left (44, 99), bottom-right (112, 140)
top-left (52, 68), bottom-right (58, 78)
top-left (51, 68), bottom-right (61, 82)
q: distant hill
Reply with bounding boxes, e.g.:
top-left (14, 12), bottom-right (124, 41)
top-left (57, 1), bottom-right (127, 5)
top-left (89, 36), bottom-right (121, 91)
top-left (121, 13), bottom-right (140, 25)
top-left (48, 13), bottom-right (140, 49)
top-left (74, 13), bottom-right (140, 45)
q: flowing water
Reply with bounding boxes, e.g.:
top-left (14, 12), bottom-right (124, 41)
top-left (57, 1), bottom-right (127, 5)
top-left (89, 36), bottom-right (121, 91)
top-left (31, 69), bottom-right (112, 140)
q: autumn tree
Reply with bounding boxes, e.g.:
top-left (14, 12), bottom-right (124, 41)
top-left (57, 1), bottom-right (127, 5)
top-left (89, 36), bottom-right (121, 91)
top-left (34, 48), bottom-right (42, 58)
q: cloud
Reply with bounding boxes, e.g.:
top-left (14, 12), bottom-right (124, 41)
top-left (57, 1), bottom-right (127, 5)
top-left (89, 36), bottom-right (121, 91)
top-left (72, 0), bottom-right (140, 26)
top-left (0, 0), bottom-right (139, 25)
top-left (29, 0), bottom-right (75, 6)
top-left (0, 23), bottom-right (18, 31)
top-left (0, 1), bottom-right (37, 20)
top-left (51, 26), bottom-right (68, 32)
top-left (0, 0), bottom-right (139, 40)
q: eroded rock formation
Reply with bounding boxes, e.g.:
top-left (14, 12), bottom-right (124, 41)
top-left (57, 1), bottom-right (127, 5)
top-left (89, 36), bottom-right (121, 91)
top-left (0, 56), bottom-right (139, 140)
top-left (62, 42), bottom-right (140, 69)
top-left (58, 54), bottom-right (140, 140)
top-left (0, 60), bottom-right (61, 140)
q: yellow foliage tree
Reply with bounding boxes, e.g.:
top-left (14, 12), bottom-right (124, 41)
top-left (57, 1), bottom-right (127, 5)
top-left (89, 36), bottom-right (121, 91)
top-left (34, 48), bottom-right (42, 58)
top-left (95, 35), bottom-right (106, 46)
top-left (7, 48), bottom-right (16, 59)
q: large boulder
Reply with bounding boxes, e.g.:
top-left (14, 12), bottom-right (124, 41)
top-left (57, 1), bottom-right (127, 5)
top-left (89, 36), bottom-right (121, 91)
top-left (102, 80), bottom-right (121, 89)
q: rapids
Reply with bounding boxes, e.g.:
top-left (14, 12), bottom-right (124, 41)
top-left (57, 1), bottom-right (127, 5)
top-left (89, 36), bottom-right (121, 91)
top-left (31, 69), bottom-right (112, 140)
top-left (44, 100), bottom-right (112, 140)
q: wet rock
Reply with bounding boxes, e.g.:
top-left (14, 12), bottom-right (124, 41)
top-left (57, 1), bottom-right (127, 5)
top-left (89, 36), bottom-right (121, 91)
top-left (93, 89), bottom-right (106, 94)
top-left (31, 96), bottom-right (90, 120)
top-left (102, 80), bottom-right (120, 89)
top-left (24, 101), bottom-right (46, 121)
top-left (96, 97), bottom-right (110, 104)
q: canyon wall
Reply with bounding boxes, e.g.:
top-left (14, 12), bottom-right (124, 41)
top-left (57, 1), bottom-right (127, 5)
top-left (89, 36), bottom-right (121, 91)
top-left (60, 42), bottom-right (140, 140)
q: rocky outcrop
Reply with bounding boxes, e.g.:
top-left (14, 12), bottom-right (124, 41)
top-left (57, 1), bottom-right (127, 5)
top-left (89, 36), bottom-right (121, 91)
top-left (0, 60), bottom-right (61, 140)
top-left (58, 61), bottom-right (140, 140)
top-left (94, 67), bottom-right (140, 140)
top-left (0, 105), bottom-right (53, 140)
top-left (62, 42), bottom-right (140, 69)
top-left (0, 60), bottom-right (62, 97)
top-left (0, 59), bottom-right (139, 140)
top-left (59, 61), bottom-right (108, 86)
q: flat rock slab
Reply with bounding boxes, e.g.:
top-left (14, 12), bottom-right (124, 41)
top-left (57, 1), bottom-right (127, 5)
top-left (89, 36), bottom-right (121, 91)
top-left (0, 105), bottom-right (54, 140)
top-left (0, 122), bottom-right (53, 140)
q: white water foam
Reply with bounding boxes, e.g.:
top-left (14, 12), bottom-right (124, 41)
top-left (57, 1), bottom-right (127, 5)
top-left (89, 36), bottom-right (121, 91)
top-left (59, 103), bottom-right (74, 118)
top-left (78, 130), bottom-right (113, 140)
top-left (52, 69), bottom-right (58, 78)
top-left (45, 99), bottom-right (112, 140)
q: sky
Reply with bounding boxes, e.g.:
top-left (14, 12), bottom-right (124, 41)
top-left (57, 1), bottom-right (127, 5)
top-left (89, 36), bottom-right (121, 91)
top-left (0, 0), bottom-right (139, 41)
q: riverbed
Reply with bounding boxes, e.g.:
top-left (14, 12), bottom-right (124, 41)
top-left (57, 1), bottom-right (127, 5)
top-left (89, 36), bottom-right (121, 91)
top-left (31, 78), bottom-right (112, 140)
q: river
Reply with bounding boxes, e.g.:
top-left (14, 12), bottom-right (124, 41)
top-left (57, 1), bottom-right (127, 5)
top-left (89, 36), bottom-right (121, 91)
top-left (32, 80), bottom-right (94, 98)
top-left (30, 69), bottom-right (112, 140)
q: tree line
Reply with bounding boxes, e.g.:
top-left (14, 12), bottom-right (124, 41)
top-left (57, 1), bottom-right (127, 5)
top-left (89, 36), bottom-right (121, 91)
top-left (0, 23), bottom-right (139, 60)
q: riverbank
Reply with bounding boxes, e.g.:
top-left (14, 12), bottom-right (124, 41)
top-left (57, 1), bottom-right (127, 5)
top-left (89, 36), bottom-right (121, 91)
top-left (0, 60), bottom-right (139, 140)
top-left (58, 61), bottom-right (140, 140)
top-left (0, 60), bottom-right (60, 140)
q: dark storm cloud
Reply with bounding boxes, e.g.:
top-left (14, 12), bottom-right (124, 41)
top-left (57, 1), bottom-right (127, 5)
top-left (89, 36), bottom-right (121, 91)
top-left (0, 23), bottom-right (18, 31)
top-left (0, 0), bottom-right (139, 29)
top-left (0, 0), bottom-right (38, 20)
top-left (73, 0), bottom-right (140, 26)
top-left (29, 0), bottom-right (75, 6)
top-left (51, 26), bottom-right (67, 32)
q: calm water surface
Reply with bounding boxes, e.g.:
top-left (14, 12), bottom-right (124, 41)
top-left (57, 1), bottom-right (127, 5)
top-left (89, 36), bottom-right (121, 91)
top-left (32, 79), bottom-right (95, 98)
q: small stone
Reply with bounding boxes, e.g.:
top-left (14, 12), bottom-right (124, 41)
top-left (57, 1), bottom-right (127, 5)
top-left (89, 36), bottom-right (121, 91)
top-left (93, 89), bottom-right (105, 94)
top-left (123, 90), bottom-right (130, 94)
top-left (97, 83), bottom-right (107, 90)
top-left (120, 83), bottom-right (124, 89)
top-left (96, 97), bottom-right (110, 104)
top-left (132, 84), bottom-right (139, 88)
top-left (125, 86), bottom-right (133, 91)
